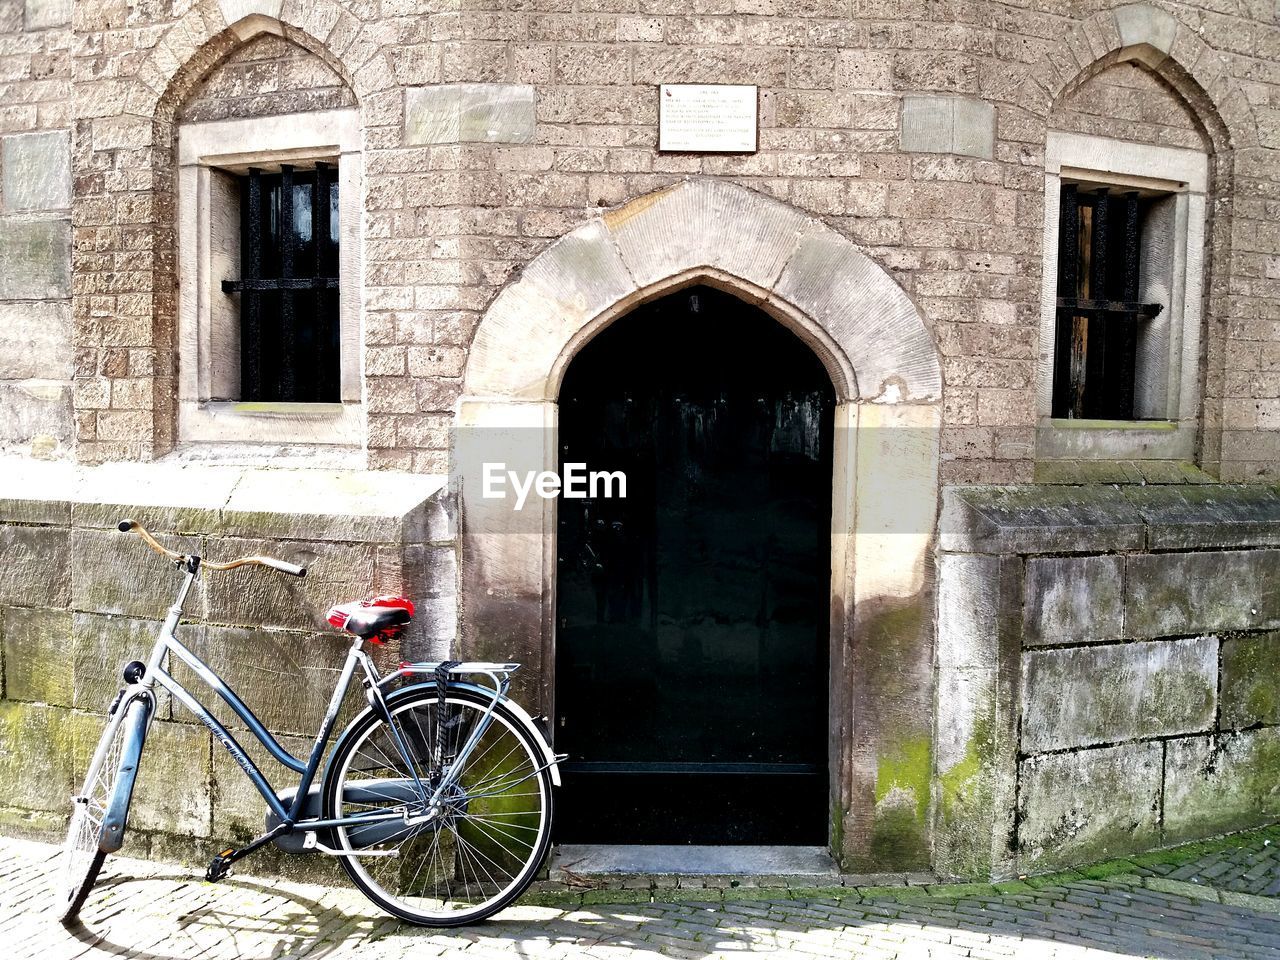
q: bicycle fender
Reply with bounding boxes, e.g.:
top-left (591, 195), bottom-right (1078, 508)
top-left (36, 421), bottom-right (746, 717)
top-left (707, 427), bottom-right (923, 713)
top-left (100, 694), bottom-right (153, 854)
top-left (449, 681), bottom-right (562, 788)
top-left (323, 682), bottom-right (562, 788)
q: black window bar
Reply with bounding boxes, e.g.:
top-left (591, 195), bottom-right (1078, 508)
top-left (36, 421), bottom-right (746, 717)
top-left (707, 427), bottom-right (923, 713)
top-left (222, 163), bottom-right (340, 403)
top-left (1051, 184), bottom-right (1163, 420)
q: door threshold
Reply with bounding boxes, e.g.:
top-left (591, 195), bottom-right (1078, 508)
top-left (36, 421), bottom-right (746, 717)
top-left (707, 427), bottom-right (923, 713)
top-left (551, 844), bottom-right (838, 877)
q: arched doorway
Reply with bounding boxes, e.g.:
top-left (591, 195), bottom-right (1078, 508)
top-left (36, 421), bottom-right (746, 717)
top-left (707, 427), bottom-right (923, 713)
top-left (553, 285), bottom-right (834, 844)
top-left (458, 179), bottom-right (943, 869)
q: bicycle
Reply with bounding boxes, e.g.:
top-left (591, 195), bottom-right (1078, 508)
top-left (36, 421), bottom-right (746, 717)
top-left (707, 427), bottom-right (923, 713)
top-left (57, 519), bottom-right (562, 927)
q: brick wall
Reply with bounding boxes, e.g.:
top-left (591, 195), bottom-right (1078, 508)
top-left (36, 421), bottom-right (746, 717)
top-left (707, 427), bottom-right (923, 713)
top-left (0, 0), bottom-right (71, 457)
top-left (0, 0), bottom-right (1259, 480)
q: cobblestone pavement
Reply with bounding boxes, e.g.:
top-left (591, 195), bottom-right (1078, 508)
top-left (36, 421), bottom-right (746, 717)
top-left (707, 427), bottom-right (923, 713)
top-left (1134, 831), bottom-right (1280, 898)
top-left (5, 834), bottom-right (1280, 960)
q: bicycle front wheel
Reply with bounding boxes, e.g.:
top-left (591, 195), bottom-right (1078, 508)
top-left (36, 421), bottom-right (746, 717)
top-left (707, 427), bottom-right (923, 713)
top-left (323, 687), bottom-right (554, 926)
top-left (57, 695), bottom-right (148, 925)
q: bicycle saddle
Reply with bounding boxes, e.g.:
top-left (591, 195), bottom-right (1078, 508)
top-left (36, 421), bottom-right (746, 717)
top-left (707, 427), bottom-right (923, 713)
top-left (327, 596), bottom-right (414, 643)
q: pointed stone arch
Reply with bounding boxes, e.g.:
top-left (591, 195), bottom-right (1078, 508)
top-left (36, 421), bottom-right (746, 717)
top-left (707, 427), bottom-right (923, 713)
top-left (457, 179), bottom-right (943, 870)
top-left (71, 0), bottom-right (391, 460)
top-left (1012, 4), bottom-right (1250, 476)
top-left (464, 179), bottom-right (942, 405)
top-left (1018, 2), bottom-right (1250, 151)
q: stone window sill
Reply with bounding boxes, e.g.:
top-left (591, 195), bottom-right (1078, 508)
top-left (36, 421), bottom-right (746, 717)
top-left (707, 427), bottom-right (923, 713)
top-left (1036, 417), bottom-right (1194, 462)
top-left (177, 399), bottom-right (364, 449)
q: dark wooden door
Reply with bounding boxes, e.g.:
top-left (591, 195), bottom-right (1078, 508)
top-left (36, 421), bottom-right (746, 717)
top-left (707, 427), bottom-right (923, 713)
top-left (554, 286), bottom-right (833, 844)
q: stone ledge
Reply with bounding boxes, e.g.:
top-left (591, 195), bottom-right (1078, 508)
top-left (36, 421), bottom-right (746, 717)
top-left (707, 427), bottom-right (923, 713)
top-left (0, 458), bottom-right (452, 544)
top-left (941, 483), bottom-right (1280, 555)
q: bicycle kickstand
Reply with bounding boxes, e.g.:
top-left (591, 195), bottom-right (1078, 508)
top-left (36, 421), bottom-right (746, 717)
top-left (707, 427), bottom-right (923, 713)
top-left (206, 823), bottom-right (291, 882)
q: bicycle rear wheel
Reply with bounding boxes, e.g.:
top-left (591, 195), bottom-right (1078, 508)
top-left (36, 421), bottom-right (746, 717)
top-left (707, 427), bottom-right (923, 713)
top-left (57, 695), bottom-right (149, 925)
top-left (323, 687), bottom-right (553, 926)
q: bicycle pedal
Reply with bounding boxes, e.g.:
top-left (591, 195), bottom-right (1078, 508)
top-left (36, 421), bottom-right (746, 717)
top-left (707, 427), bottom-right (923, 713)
top-left (206, 849), bottom-right (235, 882)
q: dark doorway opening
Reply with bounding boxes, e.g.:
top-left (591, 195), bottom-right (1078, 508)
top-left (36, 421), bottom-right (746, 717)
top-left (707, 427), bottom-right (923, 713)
top-left (554, 285), bottom-right (834, 845)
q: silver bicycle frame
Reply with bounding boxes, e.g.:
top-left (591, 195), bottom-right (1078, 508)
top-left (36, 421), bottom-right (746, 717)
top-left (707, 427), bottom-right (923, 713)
top-left (116, 557), bottom-right (559, 842)
top-left (128, 562), bottom-right (420, 834)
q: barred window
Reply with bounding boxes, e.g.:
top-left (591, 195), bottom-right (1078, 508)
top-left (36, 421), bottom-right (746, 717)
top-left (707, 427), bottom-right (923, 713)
top-left (221, 163), bottom-right (340, 403)
top-left (1051, 183), bottom-right (1165, 421)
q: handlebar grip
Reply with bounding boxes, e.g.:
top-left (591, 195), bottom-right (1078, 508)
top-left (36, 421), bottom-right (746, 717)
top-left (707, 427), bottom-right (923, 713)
top-left (262, 557), bottom-right (307, 578)
top-left (118, 519), bottom-right (136, 532)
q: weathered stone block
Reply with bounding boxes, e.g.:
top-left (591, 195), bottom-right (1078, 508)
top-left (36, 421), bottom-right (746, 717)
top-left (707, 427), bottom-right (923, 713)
top-left (201, 536), bottom-right (375, 630)
top-left (68, 462), bottom-right (237, 532)
top-left (0, 701), bottom-right (97, 812)
top-left (855, 585), bottom-right (937, 873)
top-left (71, 527), bottom-right (204, 620)
top-left (606, 176), bottom-right (812, 294)
top-left (23, 0), bottom-right (71, 30)
top-left (219, 469), bottom-right (449, 544)
top-left (1, 132), bottom-right (70, 212)
top-left (1164, 729), bottom-right (1280, 843)
top-left (933, 552), bottom-right (1022, 880)
top-left (218, 0), bottom-right (283, 25)
top-left (1023, 554), bottom-right (1124, 646)
top-left (0, 460), bottom-right (76, 524)
top-left (405, 83), bottom-right (536, 145)
top-left (1017, 742), bottom-right (1161, 872)
top-left (937, 553), bottom-right (1012, 672)
top-left (1123, 485), bottom-right (1280, 550)
top-left (69, 613), bottom-right (172, 714)
top-left (405, 594), bottom-right (457, 660)
top-left (1021, 637), bottom-right (1216, 753)
top-left (774, 226), bottom-right (942, 402)
top-left (125, 718), bottom-right (212, 838)
top-left (0, 524), bottom-right (69, 608)
top-left (3, 606), bottom-right (72, 706)
top-left (900, 95), bottom-right (994, 160)
top-left (462, 228), bottom-right (631, 400)
top-left (404, 543), bottom-right (457, 598)
top-left (0, 381), bottom-right (73, 451)
top-left (181, 623), bottom-right (352, 737)
top-left (0, 217), bottom-right (71, 299)
top-left (1125, 550), bottom-right (1280, 637)
top-left (1113, 3), bottom-right (1178, 54)
top-left (1221, 632), bottom-right (1280, 729)
top-left (939, 486), bottom-right (1145, 555)
top-left (0, 302), bottom-right (72, 380)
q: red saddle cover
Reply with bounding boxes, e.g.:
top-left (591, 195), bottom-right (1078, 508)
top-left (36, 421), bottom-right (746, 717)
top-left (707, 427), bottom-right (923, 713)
top-left (326, 595), bottom-right (415, 643)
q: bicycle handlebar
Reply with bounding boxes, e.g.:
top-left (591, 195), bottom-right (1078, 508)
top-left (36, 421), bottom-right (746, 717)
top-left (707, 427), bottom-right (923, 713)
top-left (117, 519), bottom-right (307, 578)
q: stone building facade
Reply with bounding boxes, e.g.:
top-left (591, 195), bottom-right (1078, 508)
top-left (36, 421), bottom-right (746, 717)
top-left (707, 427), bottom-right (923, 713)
top-left (0, 0), bottom-right (1278, 880)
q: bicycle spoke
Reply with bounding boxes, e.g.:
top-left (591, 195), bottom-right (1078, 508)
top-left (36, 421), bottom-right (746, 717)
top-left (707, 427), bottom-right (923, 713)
top-left (329, 691), bottom-right (550, 924)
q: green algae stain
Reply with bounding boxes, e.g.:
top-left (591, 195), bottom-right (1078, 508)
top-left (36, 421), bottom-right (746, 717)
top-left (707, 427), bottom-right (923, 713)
top-left (870, 736), bottom-right (932, 868)
top-left (875, 737), bottom-right (931, 820)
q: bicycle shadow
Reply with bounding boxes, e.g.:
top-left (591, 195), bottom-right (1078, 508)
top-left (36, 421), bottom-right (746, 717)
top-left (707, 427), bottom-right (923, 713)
top-left (62, 871), bottom-right (378, 960)
top-left (58, 872), bottom-right (1280, 960)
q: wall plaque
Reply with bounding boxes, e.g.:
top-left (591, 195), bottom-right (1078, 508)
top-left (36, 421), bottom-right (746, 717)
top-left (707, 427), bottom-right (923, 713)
top-left (658, 84), bottom-right (758, 153)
